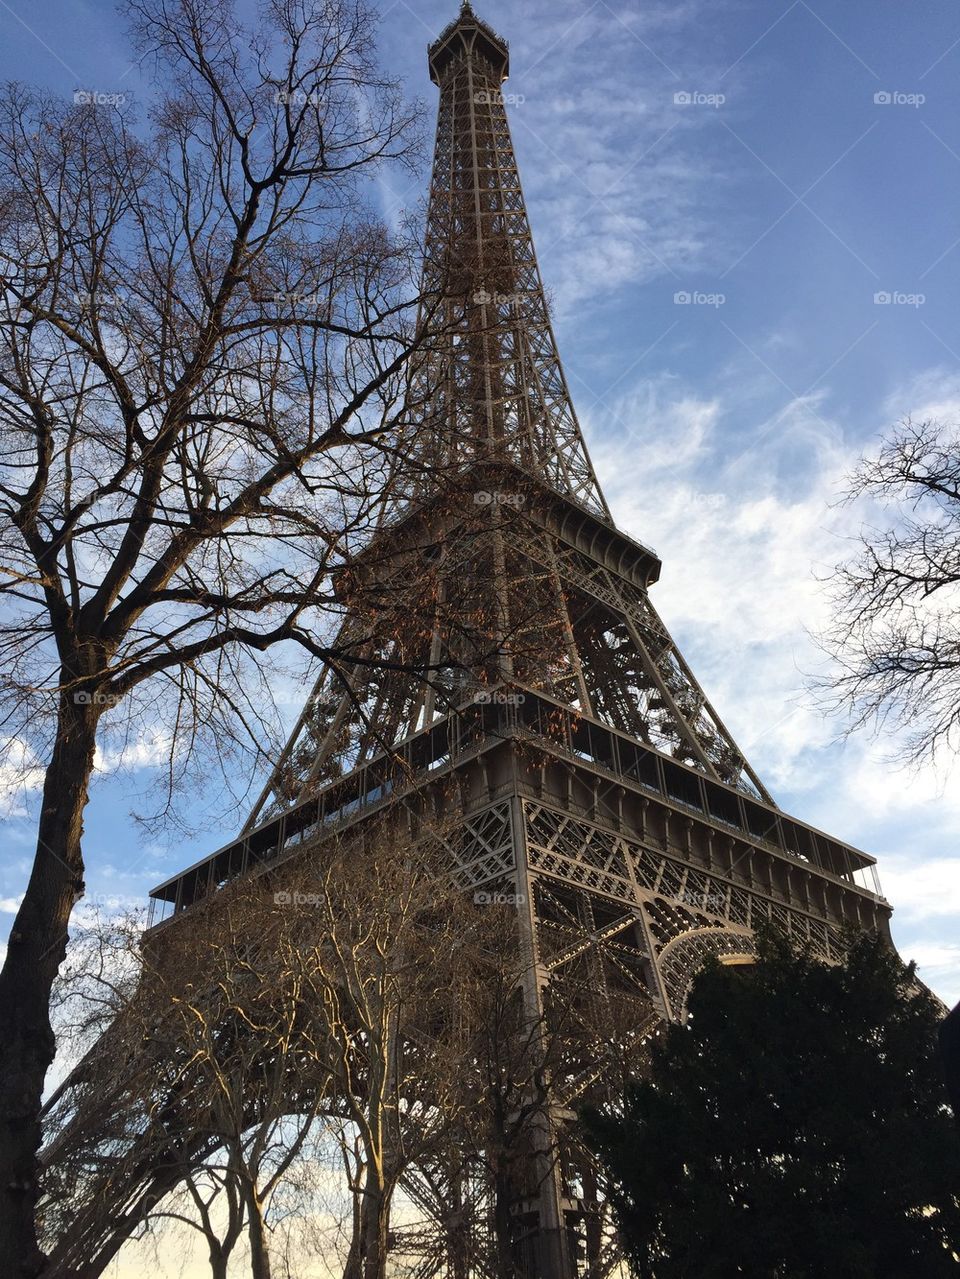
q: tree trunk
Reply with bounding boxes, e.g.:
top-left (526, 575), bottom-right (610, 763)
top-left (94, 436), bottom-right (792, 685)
top-left (446, 1164), bottom-right (468, 1279)
top-left (342, 1194), bottom-right (362, 1279)
top-left (208, 1248), bottom-right (229, 1279)
top-left (343, 1177), bottom-right (391, 1279)
top-left (359, 1181), bottom-right (390, 1279)
top-left (0, 693), bottom-right (99, 1277)
top-left (493, 1164), bottom-right (516, 1279)
top-left (241, 1180), bottom-right (272, 1279)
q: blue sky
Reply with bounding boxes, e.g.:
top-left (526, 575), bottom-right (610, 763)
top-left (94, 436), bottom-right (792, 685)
top-left (2, 0), bottom-right (960, 1031)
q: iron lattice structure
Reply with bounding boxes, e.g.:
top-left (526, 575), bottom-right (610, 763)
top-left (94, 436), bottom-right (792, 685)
top-left (46, 6), bottom-right (892, 1277)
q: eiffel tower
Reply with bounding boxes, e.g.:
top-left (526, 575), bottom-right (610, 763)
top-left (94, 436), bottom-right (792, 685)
top-left (141, 4), bottom-right (894, 1275)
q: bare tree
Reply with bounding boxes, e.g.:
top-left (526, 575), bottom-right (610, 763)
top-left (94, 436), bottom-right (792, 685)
top-left (817, 417), bottom-right (960, 763)
top-left (0, 0), bottom-right (441, 1266)
top-left (145, 1167), bottom-right (246, 1279)
top-left (142, 896), bottom-right (338, 1279)
top-left (43, 880), bottom-right (337, 1279)
top-left (39, 807), bottom-right (498, 1279)
top-left (44, 804), bottom-right (642, 1278)
top-left (274, 815), bottom-right (487, 1279)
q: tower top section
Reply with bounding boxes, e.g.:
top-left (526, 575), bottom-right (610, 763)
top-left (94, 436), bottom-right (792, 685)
top-left (428, 1), bottom-right (509, 85)
top-left (411, 0), bottom-right (610, 517)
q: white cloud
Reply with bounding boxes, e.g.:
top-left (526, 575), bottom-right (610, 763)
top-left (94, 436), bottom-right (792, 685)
top-left (94, 733), bottom-right (174, 775)
top-left (0, 739), bottom-right (46, 818)
top-left (499, 0), bottom-right (745, 315)
top-left (1, 724), bottom-right (179, 818)
top-left (880, 856), bottom-right (960, 922)
top-left (905, 942), bottom-right (960, 973)
top-left (590, 377), bottom-right (719, 476)
top-left (591, 384), bottom-right (855, 769)
top-left (882, 367), bottom-right (960, 426)
top-left (899, 941), bottom-right (960, 1009)
top-left (588, 370), bottom-right (960, 1002)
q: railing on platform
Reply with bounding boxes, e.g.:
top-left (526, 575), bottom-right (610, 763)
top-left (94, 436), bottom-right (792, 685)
top-left (148, 682), bottom-right (886, 927)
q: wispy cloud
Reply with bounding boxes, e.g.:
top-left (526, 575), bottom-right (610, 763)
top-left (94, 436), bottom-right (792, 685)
top-left (880, 856), bottom-right (960, 922)
top-left (589, 367), bottom-right (960, 1002)
top-left (0, 739), bottom-right (46, 818)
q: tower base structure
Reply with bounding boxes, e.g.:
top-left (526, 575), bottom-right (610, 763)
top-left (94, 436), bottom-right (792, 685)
top-left (148, 680), bottom-right (890, 1276)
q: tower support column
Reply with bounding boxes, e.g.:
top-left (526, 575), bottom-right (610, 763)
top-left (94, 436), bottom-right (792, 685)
top-left (511, 793), bottom-right (575, 1279)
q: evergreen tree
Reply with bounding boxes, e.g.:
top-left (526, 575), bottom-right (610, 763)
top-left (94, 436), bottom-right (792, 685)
top-left (585, 932), bottom-right (960, 1277)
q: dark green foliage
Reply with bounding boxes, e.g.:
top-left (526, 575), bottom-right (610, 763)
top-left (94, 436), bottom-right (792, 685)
top-left (584, 932), bottom-right (960, 1277)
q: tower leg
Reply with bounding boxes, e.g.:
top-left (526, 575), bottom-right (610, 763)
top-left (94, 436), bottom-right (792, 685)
top-left (511, 796), bottom-right (576, 1279)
